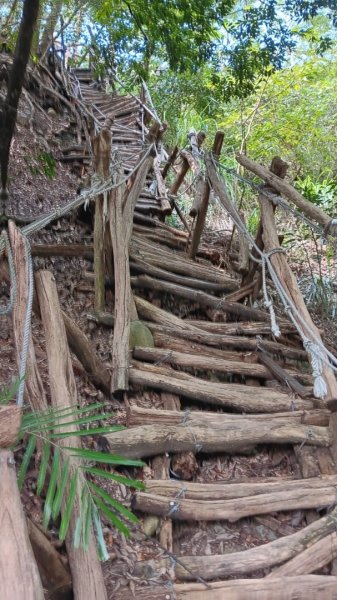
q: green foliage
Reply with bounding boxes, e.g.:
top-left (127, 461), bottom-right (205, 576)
top-left (17, 402), bottom-right (145, 557)
top-left (0, 376), bottom-right (24, 405)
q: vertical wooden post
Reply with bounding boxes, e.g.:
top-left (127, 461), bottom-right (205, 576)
top-left (110, 123), bottom-right (161, 393)
top-left (36, 270), bottom-right (108, 600)
top-left (92, 125), bottom-right (112, 312)
top-left (188, 132), bottom-right (224, 259)
top-left (162, 145), bottom-right (178, 179)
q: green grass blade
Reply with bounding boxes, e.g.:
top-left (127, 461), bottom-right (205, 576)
top-left (36, 441), bottom-right (51, 495)
top-left (50, 425), bottom-right (124, 440)
top-left (93, 495), bottom-right (130, 538)
top-left (17, 435), bottom-right (37, 489)
top-left (92, 504), bottom-right (109, 561)
top-left (52, 457), bottom-right (70, 520)
top-left (21, 403), bottom-right (111, 432)
top-left (59, 471), bottom-right (78, 541)
top-left (64, 447), bottom-right (145, 467)
top-left (83, 494), bottom-right (92, 551)
top-left (43, 447), bottom-right (60, 529)
top-left (73, 515), bottom-right (82, 549)
top-left (82, 466), bottom-right (145, 490)
top-left (89, 482), bottom-right (139, 524)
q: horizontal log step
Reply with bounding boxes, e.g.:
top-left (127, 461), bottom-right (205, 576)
top-left (133, 508), bottom-right (337, 580)
top-left (103, 420), bottom-right (330, 459)
top-left (132, 346), bottom-right (312, 384)
top-left (144, 475), bottom-right (337, 501)
top-left (127, 406), bottom-right (329, 427)
top-left (133, 484), bottom-right (337, 522)
top-left (130, 363), bottom-right (314, 412)
top-left (150, 325), bottom-right (308, 361)
top-left (113, 576), bottom-right (337, 600)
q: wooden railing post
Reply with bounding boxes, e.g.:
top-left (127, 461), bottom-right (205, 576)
top-left (188, 132), bottom-right (224, 259)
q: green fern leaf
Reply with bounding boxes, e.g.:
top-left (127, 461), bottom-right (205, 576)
top-left (83, 493), bottom-right (92, 551)
top-left (73, 514), bottom-right (83, 549)
top-left (52, 457), bottom-right (70, 520)
top-left (82, 466), bottom-right (145, 490)
top-left (50, 425), bottom-right (124, 439)
top-left (64, 447), bottom-right (145, 467)
top-left (89, 482), bottom-right (139, 524)
top-left (43, 447), bottom-right (60, 529)
top-left (59, 471), bottom-right (78, 541)
top-left (93, 495), bottom-right (130, 538)
top-left (36, 441), bottom-right (51, 496)
top-left (92, 504), bottom-right (109, 561)
top-left (17, 435), bottom-right (36, 489)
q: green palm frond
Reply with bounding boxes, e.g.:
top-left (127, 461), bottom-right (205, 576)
top-left (16, 401), bottom-right (145, 556)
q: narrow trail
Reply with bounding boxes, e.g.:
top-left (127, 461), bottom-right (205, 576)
top-left (3, 58), bottom-right (337, 599)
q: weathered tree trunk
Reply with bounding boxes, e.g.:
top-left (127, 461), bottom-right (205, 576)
top-left (0, 406), bottom-right (22, 447)
top-left (36, 270), bottom-right (107, 600)
top-left (39, 0), bottom-right (63, 57)
top-left (0, 449), bottom-right (44, 600)
top-left (0, 0), bottom-right (40, 200)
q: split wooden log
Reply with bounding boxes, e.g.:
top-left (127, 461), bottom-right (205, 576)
top-left (113, 576), bottom-right (337, 600)
top-left (133, 482), bottom-right (337, 521)
top-left (130, 360), bottom-right (314, 412)
top-left (35, 270), bottom-right (107, 600)
top-left (104, 417), bottom-right (328, 459)
top-left (162, 145), bottom-right (178, 179)
top-left (188, 132), bottom-right (224, 259)
top-left (268, 531), bottom-right (337, 577)
top-left (183, 319), bottom-right (296, 336)
top-left (9, 221), bottom-right (48, 412)
top-left (144, 475), bottom-right (337, 500)
top-left (0, 405), bottom-right (22, 447)
top-left (258, 347), bottom-right (312, 397)
top-left (127, 406), bottom-right (329, 428)
top-left (62, 310), bottom-right (111, 396)
top-left (134, 296), bottom-right (205, 332)
top-left (27, 518), bottom-right (72, 599)
top-left (0, 449), bottom-right (44, 600)
top-left (133, 507), bottom-right (337, 581)
top-left (130, 258), bottom-right (233, 292)
top-left (31, 244), bottom-right (94, 257)
top-left (133, 346), bottom-right (311, 385)
top-left (92, 126), bottom-right (112, 312)
top-left (131, 236), bottom-right (235, 286)
top-left (110, 124), bottom-right (161, 393)
top-left (131, 274), bottom-right (268, 322)
top-left (148, 324), bottom-right (308, 361)
top-left (236, 153), bottom-right (331, 228)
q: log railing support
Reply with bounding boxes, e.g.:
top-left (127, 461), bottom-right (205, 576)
top-left (110, 123), bottom-right (162, 393)
top-left (92, 125), bottom-right (112, 312)
top-left (188, 132), bottom-right (224, 259)
top-left (36, 270), bottom-right (107, 600)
